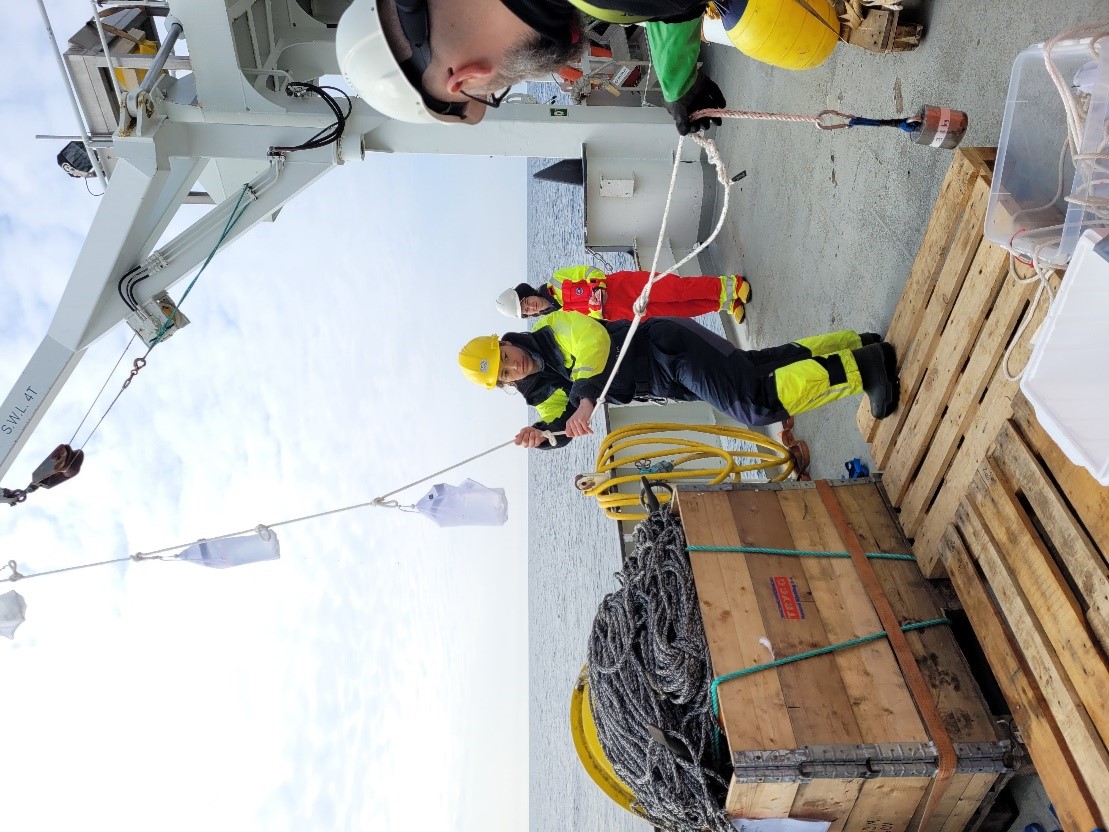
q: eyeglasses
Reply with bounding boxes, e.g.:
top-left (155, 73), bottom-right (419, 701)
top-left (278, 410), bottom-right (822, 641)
top-left (460, 86), bottom-right (512, 109)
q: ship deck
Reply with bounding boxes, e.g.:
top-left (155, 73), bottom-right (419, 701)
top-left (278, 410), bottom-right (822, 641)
top-left (697, 0), bottom-right (1097, 480)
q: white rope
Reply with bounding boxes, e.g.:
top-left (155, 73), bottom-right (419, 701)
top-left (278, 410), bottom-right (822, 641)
top-left (129, 429), bottom-right (572, 559)
top-left (591, 133), bottom-right (734, 412)
top-left (7, 430), bottom-right (567, 582)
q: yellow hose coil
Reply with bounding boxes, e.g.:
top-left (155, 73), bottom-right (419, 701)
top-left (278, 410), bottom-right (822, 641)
top-left (725, 0), bottom-right (840, 70)
top-left (570, 667), bottom-right (645, 817)
top-left (577, 422), bottom-right (794, 521)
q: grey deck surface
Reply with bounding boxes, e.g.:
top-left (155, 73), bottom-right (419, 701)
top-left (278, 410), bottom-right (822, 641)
top-left (697, 0), bottom-right (1098, 478)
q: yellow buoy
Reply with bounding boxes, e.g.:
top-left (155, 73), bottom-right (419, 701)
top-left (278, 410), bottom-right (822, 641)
top-left (569, 668), bottom-right (645, 817)
top-left (723, 0), bottom-right (839, 70)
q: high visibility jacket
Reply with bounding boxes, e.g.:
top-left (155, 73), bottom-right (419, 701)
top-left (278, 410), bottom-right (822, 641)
top-left (544, 265), bottom-right (606, 318)
top-left (502, 310), bottom-right (617, 448)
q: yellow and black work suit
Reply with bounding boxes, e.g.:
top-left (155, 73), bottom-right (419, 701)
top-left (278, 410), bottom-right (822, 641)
top-left (505, 311), bottom-right (869, 447)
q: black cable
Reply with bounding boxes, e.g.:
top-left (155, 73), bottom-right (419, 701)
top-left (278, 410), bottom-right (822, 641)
top-left (270, 82), bottom-right (352, 155)
top-left (117, 264), bottom-right (142, 311)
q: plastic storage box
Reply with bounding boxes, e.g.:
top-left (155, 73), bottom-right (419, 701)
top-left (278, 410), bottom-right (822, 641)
top-left (1020, 229), bottom-right (1109, 484)
top-left (985, 37), bottom-right (1109, 265)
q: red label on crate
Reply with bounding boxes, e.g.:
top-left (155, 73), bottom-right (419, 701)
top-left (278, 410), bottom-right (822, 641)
top-left (770, 576), bottom-right (804, 620)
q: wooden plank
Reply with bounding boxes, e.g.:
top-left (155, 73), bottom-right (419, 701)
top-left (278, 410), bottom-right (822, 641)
top-left (912, 373), bottom-right (1020, 575)
top-left (857, 149), bottom-right (987, 442)
top-left (845, 777), bottom-right (931, 832)
top-left (940, 526), bottom-right (1103, 832)
top-left (882, 239), bottom-right (1010, 505)
top-left (680, 492), bottom-right (796, 753)
top-left (870, 177), bottom-right (994, 468)
top-left (790, 780), bottom-right (866, 832)
top-left (727, 490), bottom-right (864, 746)
top-left (836, 483), bottom-right (999, 743)
top-left (907, 266), bottom-right (1060, 574)
top-left (919, 771), bottom-right (973, 832)
top-left (929, 772), bottom-right (1001, 832)
top-left (726, 778), bottom-right (799, 819)
top-left (683, 492), bottom-right (800, 821)
top-left (955, 498), bottom-right (1109, 822)
top-left (1011, 394), bottom-right (1109, 562)
top-left (777, 488), bottom-right (925, 742)
top-left (990, 419), bottom-right (1109, 656)
top-left (959, 147), bottom-right (997, 170)
top-left (895, 257), bottom-right (1039, 537)
top-left (969, 458), bottom-right (1109, 751)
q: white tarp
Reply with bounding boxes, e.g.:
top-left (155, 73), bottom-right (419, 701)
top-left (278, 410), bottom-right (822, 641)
top-left (176, 526), bottom-right (281, 569)
top-left (414, 479), bottom-right (508, 527)
top-left (0, 589), bottom-right (27, 639)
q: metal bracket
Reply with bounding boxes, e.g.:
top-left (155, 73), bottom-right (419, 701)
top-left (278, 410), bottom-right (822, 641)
top-left (732, 744), bottom-right (935, 782)
top-left (732, 740), bottom-right (1015, 782)
top-left (125, 290), bottom-right (189, 347)
top-left (952, 740), bottom-right (1017, 773)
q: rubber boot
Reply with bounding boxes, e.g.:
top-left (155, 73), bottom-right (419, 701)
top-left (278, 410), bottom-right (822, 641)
top-left (733, 276), bottom-right (752, 304)
top-left (853, 342), bottom-right (899, 419)
top-left (729, 276), bottom-right (752, 323)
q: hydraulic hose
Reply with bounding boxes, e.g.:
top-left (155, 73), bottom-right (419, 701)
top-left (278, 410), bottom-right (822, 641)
top-left (577, 422), bottom-right (794, 521)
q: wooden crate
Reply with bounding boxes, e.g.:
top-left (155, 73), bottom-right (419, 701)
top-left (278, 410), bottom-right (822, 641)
top-left (855, 147), bottom-right (1062, 577)
top-left (938, 394), bottom-right (1109, 832)
top-left (679, 481), bottom-right (1010, 832)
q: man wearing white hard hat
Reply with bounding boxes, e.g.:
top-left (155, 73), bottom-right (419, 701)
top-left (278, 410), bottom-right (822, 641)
top-left (336, 0), bottom-right (583, 123)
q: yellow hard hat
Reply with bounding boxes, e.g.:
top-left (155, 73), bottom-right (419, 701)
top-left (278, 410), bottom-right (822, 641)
top-left (458, 335), bottom-right (500, 389)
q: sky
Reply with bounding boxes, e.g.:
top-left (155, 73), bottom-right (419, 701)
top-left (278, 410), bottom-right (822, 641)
top-left (0, 4), bottom-right (531, 830)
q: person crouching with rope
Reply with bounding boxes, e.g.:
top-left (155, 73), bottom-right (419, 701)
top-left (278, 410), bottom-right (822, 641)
top-left (457, 310), bottom-right (898, 448)
top-left (496, 266), bottom-right (753, 323)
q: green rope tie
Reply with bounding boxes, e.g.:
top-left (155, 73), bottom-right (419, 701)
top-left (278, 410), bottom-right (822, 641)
top-left (687, 545), bottom-right (916, 561)
top-left (710, 617), bottom-right (950, 721)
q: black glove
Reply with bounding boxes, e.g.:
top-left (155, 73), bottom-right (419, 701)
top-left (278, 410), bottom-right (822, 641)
top-left (663, 70), bottom-right (726, 135)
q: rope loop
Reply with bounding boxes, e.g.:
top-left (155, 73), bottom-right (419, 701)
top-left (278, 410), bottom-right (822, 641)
top-left (815, 109), bottom-right (856, 130)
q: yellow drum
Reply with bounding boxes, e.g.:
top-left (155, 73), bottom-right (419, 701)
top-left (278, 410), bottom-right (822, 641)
top-left (569, 668), bottom-right (644, 817)
top-left (723, 0), bottom-right (839, 70)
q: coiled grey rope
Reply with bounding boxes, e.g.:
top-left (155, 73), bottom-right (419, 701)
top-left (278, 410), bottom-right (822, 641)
top-left (586, 506), bottom-right (732, 832)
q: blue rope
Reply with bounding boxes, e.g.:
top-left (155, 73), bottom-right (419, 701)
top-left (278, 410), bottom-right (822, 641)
top-left (151, 183), bottom-right (254, 345)
top-left (687, 545), bottom-right (915, 562)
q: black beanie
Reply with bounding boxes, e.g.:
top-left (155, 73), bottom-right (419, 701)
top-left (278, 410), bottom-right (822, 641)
top-left (514, 282), bottom-right (540, 299)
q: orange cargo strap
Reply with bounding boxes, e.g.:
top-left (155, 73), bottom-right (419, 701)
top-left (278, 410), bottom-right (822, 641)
top-left (815, 480), bottom-right (957, 832)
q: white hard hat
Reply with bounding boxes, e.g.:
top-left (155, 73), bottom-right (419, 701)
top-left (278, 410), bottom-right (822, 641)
top-left (496, 288), bottom-right (523, 318)
top-left (335, 0), bottom-right (484, 125)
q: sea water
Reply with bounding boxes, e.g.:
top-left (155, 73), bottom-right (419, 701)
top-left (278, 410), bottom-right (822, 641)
top-left (526, 155), bottom-right (646, 832)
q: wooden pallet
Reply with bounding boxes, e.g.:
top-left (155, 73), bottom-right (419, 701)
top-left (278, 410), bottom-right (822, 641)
top-left (938, 395), bottom-right (1109, 832)
top-left (856, 147), bottom-right (1062, 577)
top-left (679, 481), bottom-right (1008, 832)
